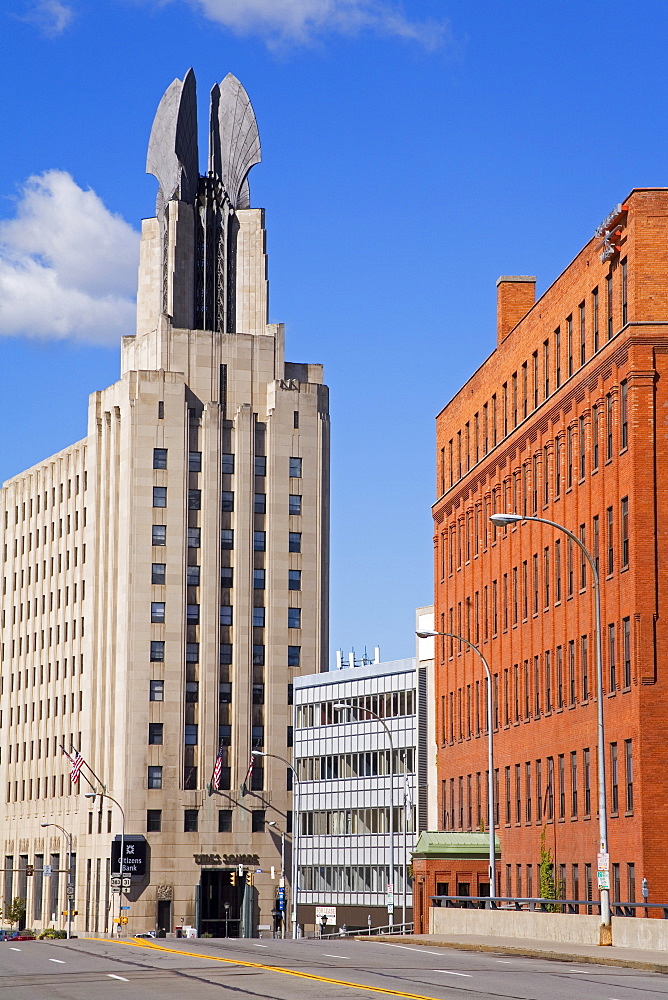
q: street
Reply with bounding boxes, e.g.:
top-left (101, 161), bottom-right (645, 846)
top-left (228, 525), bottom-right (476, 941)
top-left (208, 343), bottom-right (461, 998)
top-left (0, 936), bottom-right (665, 1000)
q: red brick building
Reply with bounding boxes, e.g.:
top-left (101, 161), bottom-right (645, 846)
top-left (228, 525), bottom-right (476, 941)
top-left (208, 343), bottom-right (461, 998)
top-left (431, 189), bottom-right (668, 913)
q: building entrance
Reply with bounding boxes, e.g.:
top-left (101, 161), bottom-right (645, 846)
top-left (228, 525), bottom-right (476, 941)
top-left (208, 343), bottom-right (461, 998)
top-left (200, 870), bottom-right (244, 937)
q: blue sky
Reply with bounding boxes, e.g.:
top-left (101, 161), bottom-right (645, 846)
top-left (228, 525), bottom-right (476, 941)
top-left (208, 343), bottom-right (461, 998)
top-left (2, 0), bottom-right (668, 663)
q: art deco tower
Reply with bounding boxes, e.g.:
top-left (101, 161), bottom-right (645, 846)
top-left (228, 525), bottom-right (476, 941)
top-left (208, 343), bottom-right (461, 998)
top-left (0, 69), bottom-right (330, 936)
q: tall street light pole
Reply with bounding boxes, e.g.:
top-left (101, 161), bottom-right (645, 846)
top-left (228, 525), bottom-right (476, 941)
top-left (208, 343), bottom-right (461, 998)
top-left (415, 632), bottom-right (497, 901)
top-left (490, 511), bottom-right (611, 936)
top-left (253, 750), bottom-right (300, 939)
top-left (268, 820), bottom-right (286, 939)
top-left (40, 822), bottom-right (73, 939)
top-left (333, 702), bottom-right (397, 930)
top-left (85, 791), bottom-right (126, 936)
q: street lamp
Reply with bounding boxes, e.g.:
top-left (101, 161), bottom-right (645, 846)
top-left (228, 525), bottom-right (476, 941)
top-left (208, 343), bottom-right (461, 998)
top-left (415, 632), bottom-right (497, 901)
top-left (490, 511), bottom-right (611, 933)
top-left (40, 823), bottom-right (73, 939)
top-left (333, 701), bottom-right (398, 929)
top-left (252, 750), bottom-right (300, 939)
top-left (85, 791), bottom-right (126, 935)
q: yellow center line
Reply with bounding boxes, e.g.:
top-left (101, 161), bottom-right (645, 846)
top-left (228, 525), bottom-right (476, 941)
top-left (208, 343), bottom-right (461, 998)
top-left (91, 937), bottom-right (448, 1000)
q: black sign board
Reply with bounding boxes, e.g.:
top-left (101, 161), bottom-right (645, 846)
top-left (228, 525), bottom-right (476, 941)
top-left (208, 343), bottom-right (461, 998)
top-left (111, 836), bottom-right (148, 879)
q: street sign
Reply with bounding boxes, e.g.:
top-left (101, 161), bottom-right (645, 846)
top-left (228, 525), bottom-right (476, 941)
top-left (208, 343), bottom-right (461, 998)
top-left (121, 877), bottom-right (131, 889)
top-left (120, 906), bottom-right (131, 910)
top-left (597, 852), bottom-right (609, 871)
top-left (597, 870), bottom-right (610, 890)
top-left (26, 865), bottom-right (34, 877)
top-left (66, 885), bottom-right (75, 898)
top-left (111, 886), bottom-right (121, 894)
top-left (43, 864), bottom-right (52, 877)
top-left (315, 906), bottom-right (336, 926)
top-left (110, 876), bottom-right (121, 888)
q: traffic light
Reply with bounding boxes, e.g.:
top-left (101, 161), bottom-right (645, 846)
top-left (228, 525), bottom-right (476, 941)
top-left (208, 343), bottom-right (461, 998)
top-left (246, 870), bottom-right (253, 886)
top-left (26, 865), bottom-right (34, 877)
top-left (230, 871), bottom-right (236, 886)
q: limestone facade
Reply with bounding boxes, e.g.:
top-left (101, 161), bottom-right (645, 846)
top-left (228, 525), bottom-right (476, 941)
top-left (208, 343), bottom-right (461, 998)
top-left (0, 109), bottom-right (329, 936)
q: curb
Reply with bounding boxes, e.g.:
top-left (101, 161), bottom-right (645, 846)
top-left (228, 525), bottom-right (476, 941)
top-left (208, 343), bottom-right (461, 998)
top-left (354, 935), bottom-right (668, 975)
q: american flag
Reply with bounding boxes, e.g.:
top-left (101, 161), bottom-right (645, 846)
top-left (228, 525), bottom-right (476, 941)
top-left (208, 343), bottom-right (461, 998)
top-left (69, 751), bottom-right (84, 784)
top-left (212, 741), bottom-right (224, 790)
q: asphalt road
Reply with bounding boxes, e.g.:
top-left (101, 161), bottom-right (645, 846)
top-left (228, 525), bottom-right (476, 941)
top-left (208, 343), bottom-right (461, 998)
top-left (0, 935), bottom-right (666, 1000)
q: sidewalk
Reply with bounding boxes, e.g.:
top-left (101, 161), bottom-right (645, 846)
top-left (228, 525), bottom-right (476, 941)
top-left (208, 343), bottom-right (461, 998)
top-left (358, 934), bottom-right (668, 974)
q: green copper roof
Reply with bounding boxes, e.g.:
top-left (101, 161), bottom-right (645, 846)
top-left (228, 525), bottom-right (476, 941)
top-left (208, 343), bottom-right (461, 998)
top-left (412, 831), bottom-right (501, 860)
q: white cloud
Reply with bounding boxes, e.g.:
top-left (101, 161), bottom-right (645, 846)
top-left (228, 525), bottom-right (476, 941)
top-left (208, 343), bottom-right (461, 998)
top-left (0, 171), bottom-right (139, 345)
top-left (187, 0), bottom-right (450, 48)
top-left (22, 0), bottom-right (74, 36)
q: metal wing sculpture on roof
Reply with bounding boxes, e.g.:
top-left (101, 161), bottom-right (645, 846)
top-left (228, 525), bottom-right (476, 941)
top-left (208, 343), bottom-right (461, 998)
top-left (146, 68), bottom-right (199, 220)
top-left (214, 73), bottom-right (262, 209)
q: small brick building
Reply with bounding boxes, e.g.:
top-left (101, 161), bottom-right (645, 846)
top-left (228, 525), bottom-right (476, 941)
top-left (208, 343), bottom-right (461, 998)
top-left (412, 832), bottom-right (501, 933)
top-left (432, 189), bottom-right (668, 912)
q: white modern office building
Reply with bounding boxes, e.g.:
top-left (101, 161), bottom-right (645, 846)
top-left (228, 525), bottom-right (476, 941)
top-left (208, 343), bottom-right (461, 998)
top-left (293, 654), bottom-right (419, 932)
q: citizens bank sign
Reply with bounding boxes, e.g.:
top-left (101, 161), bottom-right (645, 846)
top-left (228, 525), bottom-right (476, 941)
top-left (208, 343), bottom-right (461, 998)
top-left (111, 836), bottom-right (149, 878)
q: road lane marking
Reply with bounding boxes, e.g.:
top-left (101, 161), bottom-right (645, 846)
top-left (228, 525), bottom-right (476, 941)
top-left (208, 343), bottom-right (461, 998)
top-left (49, 958), bottom-right (66, 963)
top-left (323, 954), bottom-right (351, 959)
top-left (568, 969), bottom-right (590, 972)
top-left (254, 944), bottom-right (268, 948)
top-left (496, 960), bottom-right (511, 963)
top-left (372, 943), bottom-right (445, 956)
top-left (108, 974), bottom-right (129, 981)
top-left (94, 938), bottom-right (460, 1000)
top-left (9, 947), bottom-right (21, 951)
top-left (436, 970), bottom-right (471, 977)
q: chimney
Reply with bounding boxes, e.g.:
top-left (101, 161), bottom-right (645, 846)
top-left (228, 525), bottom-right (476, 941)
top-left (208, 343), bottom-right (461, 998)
top-left (496, 276), bottom-right (536, 346)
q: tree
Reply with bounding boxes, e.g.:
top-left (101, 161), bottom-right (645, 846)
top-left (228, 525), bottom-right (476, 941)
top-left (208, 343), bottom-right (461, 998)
top-left (539, 828), bottom-right (559, 912)
top-left (5, 897), bottom-right (25, 930)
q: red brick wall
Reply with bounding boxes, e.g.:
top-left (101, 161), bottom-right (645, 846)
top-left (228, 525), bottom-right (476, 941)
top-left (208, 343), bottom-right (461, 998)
top-left (432, 189), bottom-right (668, 906)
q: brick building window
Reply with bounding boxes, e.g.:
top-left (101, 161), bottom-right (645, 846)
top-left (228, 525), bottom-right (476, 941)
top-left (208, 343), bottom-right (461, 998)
top-left (534, 655), bottom-right (540, 716)
top-left (568, 640), bottom-right (576, 704)
top-left (621, 258), bottom-right (628, 326)
top-left (623, 617), bottom-right (631, 688)
top-left (534, 760), bottom-right (542, 822)
top-left (628, 863), bottom-right (636, 903)
top-left (610, 743), bottom-right (619, 813)
top-left (533, 352), bottom-right (539, 408)
top-left (579, 415), bottom-right (586, 480)
top-left (621, 497), bottom-right (629, 568)
top-left (619, 385), bottom-right (629, 455)
top-left (606, 507), bottom-right (614, 575)
top-left (555, 541), bottom-right (561, 603)
top-left (567, 315), bottom-right (573, 377)
top-left (503, 670), bottom-right (509, 726)
top-left (505, 767), bottom-right (511, 825)
top-left (625, 740), bottom-right (633, 812)
top-left (592, 404), bottom-right (599, 469)
top-left (556, 646), bottom-right (563, 708)
top-left (606, 273), bottom-right (613, 340)
top-left (555, 327), bottom-right (562, 387)
top-left (579, 301), bottom-right (586, 366)
top-left (543, 340), bottom-right (550, 398)
top-left (593, 287), bottom-right (599, 351)
top-left (608, 623), bottom-right (616, 691)
top-left (525, 762), bottom-right (532, 822)
top-left (571, 752), bottom-right (578, 817)
top-left (543, 547), bottom-right (550, 608)
top-left (546, 757), bottom-right (554, 820)
top-left (579, 525), bottom-right (587, 589)
top-left (545, 651), bottom-right (552, 712)
top-left (606, 393), bottom-right (613, 459)
top-left (581, 635), bottom-right (589, 701)
top-left (567, 539), bottom-right (574, 597)
top-left (593, 514), bottom-right (600, 575)
top-left (515, 764), bottom-right (521, 824)
top-left (532, 555), bottom-right (538, 615)
top-left (567, 426), bottom-right (573, 489)
top-left (583, 748), bottom-right (591, 815)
